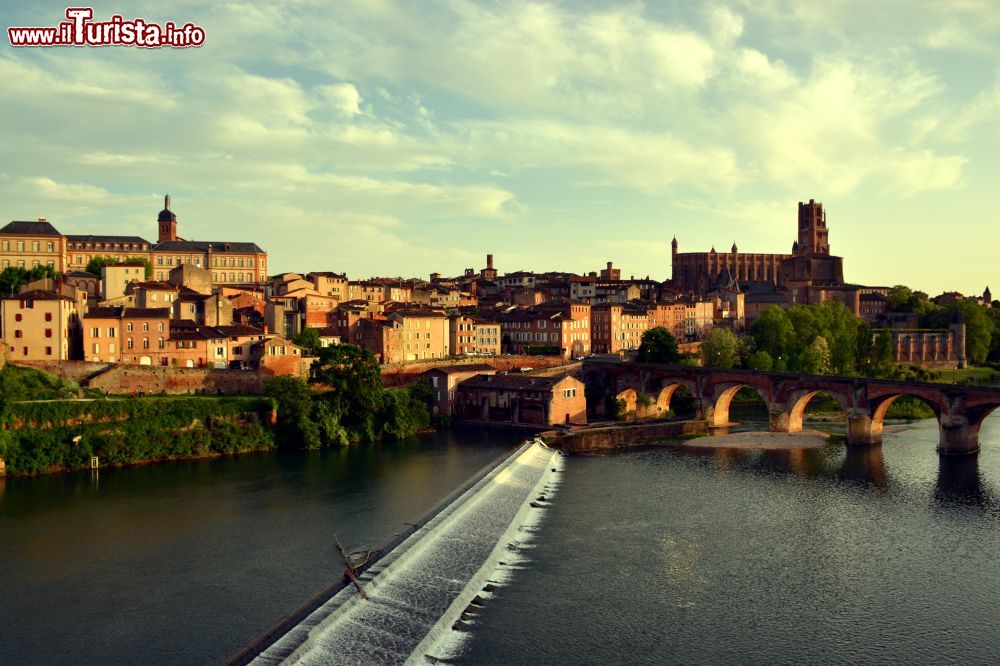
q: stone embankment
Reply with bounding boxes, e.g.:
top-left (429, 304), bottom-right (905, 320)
top-left (549, 419), bottom-right (708, 453)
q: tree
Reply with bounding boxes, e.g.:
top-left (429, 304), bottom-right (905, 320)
top-left (886, 285), bottom-right (931, 314)
top-left (291, 327), bottom-right (321, 354)
top-left (750, 306), bottom-right (795, 370)
top-left (701, 328), bottom-right (738, 369)
top-left (264, 376), bottom-right (321, 448)
top-left (310, 343), bottom-right (384, 418)
top-left (747, 350), bottom-right (773, 372)
top-left (636, 327), bottom-right (681, 364)
top-left (800, 336), bottom-right (832, 375)
top-left (0, 265), bottom-right (59, 296)
top-left (86, 255), bottom-right (153, 280)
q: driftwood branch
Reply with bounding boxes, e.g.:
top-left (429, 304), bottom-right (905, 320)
top-left (336, 534), bottom-right (372, 600)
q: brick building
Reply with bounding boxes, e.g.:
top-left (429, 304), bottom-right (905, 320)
top-left (454, 373), bottom-right (587, 425)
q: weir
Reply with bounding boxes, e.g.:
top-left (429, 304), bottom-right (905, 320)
top-left (245, 440), bottom-right (562, 665)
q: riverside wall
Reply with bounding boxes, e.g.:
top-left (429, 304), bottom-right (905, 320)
top-left (380, 355), bottom-right (575, 387)
top-left (551, 419), bottom-right (708, 453)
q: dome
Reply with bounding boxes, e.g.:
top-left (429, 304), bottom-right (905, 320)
top-left (158, 194), bottom-right (176, 222)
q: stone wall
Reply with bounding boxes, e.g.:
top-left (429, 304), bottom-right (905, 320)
top-left (15, 360), bottom-right (111, 383)
top-left (552, 419), bottom-right (707, 453)
top-left (86, 365), bottom-right (267, 395)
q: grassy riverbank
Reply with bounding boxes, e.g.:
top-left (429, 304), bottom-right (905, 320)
top-left (0, 396), bottom-right (277, 476)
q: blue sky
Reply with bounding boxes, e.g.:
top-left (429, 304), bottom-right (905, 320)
top-left (1, 1), bottom-right (998, 295)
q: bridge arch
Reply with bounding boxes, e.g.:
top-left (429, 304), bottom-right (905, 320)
top-left (871, 393), bottom-right (942, 430)
top-left (652, 379), bottom-right (699, 417)
top-left (614, 388), bottom-right (638, 419)
top-left (709, 383), bottom-right (769, 428)
top-left (786, 389), bottom-right (850, 433)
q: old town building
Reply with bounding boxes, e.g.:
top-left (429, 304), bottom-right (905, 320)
top-left (454, 373), bottom-right (587, 425)
top-left (1, 289), bottom-right (79, 361)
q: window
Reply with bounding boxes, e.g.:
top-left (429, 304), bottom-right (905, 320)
top-left (14, 330), bottom-right (22, 338)
top-left (142, 322), bottom-right (149, 332)
top-left (44, 312), bottom-right (52, 321)
top-left (126, 323), bottom-right (133, 332)
top-left (17, 241), bottom-right (24, 252)
top-left (90, 327), bottom-right (100, 337)
top-left (127, 338), bottom-right (133, 349)
top-left (142, 338), bottom-right (149, 349)
top-left (157, 322), bottom-right (164, 332)
top-left (1, 241), bottom-right (7, 251)
top-left (32, 241), bottom-right (39, 252)
top-left (14, 313), bottom-right (21, 322)
top-left (92, 343), bottom-right (99, 353)
top-left (44, 329), bottom-right (52, 338)
top-left (109, 328), bottom-right (116, 337)
top-left (45, 346), bottom-right (52, 356)
top-left (47, 242), bottom-right (54, 252)
top-left (158, 337), bottom-right (164, 349)
top-left (233, 346), bottom-right (243, 355)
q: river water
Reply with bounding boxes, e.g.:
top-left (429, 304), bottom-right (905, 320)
top-left (454, 415), bottom-right (1000, 664)
top-left (4, 417), bottom-right (999, 665)
top-left (0, 429), bottom-right (521, 665)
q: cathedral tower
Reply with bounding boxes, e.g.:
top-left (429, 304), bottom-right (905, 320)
top-left (796, 199), bottom-right (829, 256)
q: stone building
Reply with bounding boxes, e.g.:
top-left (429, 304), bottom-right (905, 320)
top-left (422, 363), bottom-right (496, 416)
top-left (454, 372), bottom-right (587, 426)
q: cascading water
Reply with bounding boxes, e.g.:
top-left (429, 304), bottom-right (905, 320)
top-left (251, 439), bottom-right (564, 665)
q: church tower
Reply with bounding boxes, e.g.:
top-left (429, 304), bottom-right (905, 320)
top-left (796, 199), bottom-right (829, 256)
top-left (158, 194), bottom-right (177, 242)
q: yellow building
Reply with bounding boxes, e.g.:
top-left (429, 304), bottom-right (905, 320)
top-left (0, 219), bottom-right (67, 271)
top-left (1, 289), bottom-right (79, 361)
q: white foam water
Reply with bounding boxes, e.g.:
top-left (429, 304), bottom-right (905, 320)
top-left (251, 439), bottom-right (564, 665)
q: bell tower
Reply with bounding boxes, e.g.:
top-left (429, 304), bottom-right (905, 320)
top-left (796, 199), bottom-right (829, 256)
top-left (158, 194), bottom-right (177, 242)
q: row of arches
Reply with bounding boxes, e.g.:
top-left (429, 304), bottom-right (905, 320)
top-left (607, 380), bottom-right (999, 453)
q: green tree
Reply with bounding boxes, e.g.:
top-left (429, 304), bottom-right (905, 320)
top-left (310, 343), bottom-right (384, 417)
top-left (86, 256), bottom-right (153, 280)
top-left (264, 376), bottom-right (321, 448)
top-left (0, 265), bottom-right (59, 296)
top-left (636, 327), bottom-right (681, 364)
top-left (750, 306), bottom-right (795, 370)
top-left (886, 285), bottom-right (931, 314)
top-left (701, 328), bottom-right (738, 369)
top-left (291, 326), bottom-right (322, 354)
top-left (747, 350), bottom-right (774, 372)
top-left (800, 336), bottom-right (832, 375)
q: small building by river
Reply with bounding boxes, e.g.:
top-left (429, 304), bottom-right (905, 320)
top-left (454, 372), bottom-right (586, 426)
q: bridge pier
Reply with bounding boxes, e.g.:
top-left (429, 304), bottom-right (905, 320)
top-left (938, 416), bottom-right (979, 455)
top-left (768, 410), bottom-right (793, 433)
top-left (847, 414), bottom-right (882, 445)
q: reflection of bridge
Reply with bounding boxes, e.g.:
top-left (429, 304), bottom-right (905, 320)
top-left (583, 360), bottom-right (1000, 455)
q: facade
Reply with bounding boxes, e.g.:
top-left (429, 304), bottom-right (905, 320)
top-left (591, 303), bottom-right (651, 354)
top-left (0, 219), bottom-right (67, 271)
top-left (422, 364), bottom-right (496, 416)
top-left (449, 315), bottom-right (501, 356)
top-left (1, 289), bottom-right (79, 361)
top-left (454, 373), bottom-right (587, 425)
top-left (2, 196), bottom-right (266, 286)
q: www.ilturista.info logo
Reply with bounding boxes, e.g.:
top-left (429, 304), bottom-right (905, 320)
top-left (8, 7), bottom-right (205, 48)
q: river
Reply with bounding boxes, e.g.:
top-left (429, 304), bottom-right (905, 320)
top-left (0, 428), bottom-right (521, 665)
top-left (4, 417), bottom-right (999, 664)
top-left (452, 415), bottom-right (1000, 664)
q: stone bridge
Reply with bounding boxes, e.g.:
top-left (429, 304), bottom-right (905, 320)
top-left (583, 359), bottom-right (1000, 455)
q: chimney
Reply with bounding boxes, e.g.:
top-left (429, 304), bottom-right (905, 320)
top-left (487, 254), bottom-right (494, 270)
top-left (37, 217), bottom-right (47, 223)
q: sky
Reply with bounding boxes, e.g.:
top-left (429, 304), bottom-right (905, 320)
top-left (1, 0), bottom-right (998, 296)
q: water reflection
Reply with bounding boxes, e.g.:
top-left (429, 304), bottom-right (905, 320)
top-left (935, 455), bottom-right (990, 508)
top-left (839, 444), bottom-right (888, 488)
